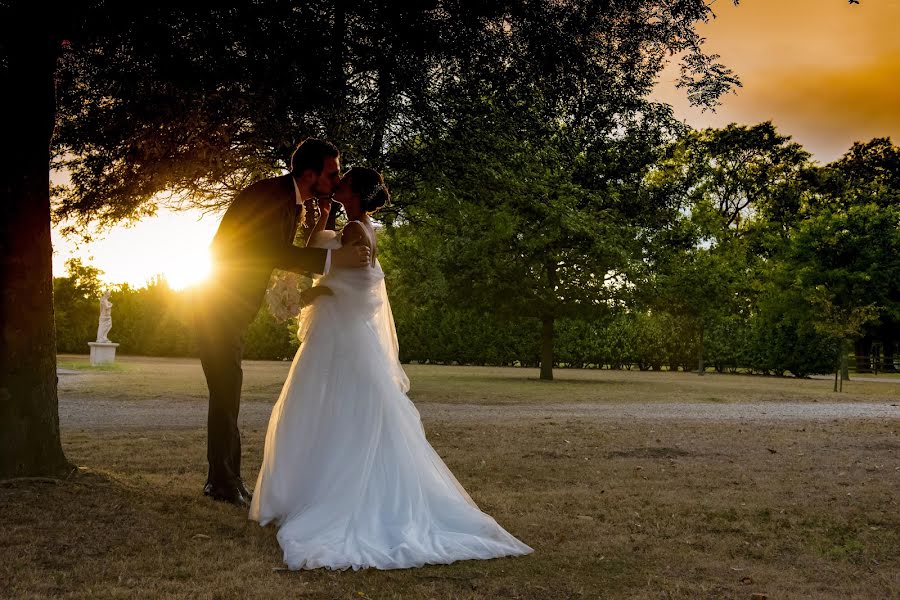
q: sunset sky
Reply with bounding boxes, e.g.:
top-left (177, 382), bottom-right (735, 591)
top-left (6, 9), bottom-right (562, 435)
top-left (52, 0), bottom-right (900, 289)
top-left (653, 0), bottom-right (900, 163)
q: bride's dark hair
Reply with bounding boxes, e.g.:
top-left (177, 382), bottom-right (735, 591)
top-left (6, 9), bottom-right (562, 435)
top-left (347, 167), bottom-right (389, 214)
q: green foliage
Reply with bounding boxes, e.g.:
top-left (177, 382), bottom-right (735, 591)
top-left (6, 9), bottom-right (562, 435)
top-left (391, 304), bottom-right (541, 367)
top-left (782, 139), bottom-right (900, 370)
top-left (383, 88), bottom-right (682, 379)
top-left (47, 1), bottom-right (745, 381)
top-left (243, 308), bottom-right (299, 361)
top-left (670, 122), bottom-right (812, 241)
top-left (52, 128), bottom-right (897, 378)
top-left (744, 308), bottom-right (837, 377)
top-left (52, 1), bottom-right (739, 234)
top-left (52, 270), bottom-right (299, 360)
top-left (53, 259), bottom-right (104, 353)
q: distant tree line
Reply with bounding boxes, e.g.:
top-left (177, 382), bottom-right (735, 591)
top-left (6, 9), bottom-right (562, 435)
top-left (54, 259), bottom-right (297, 361)
top-left (54, 127), bottom-right (899, 380)
top-left (381, 124), bottom-right (899, 380)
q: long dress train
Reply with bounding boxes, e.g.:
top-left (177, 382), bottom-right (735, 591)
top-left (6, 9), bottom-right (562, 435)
top-left (249, 231), bottom-right (532, 570)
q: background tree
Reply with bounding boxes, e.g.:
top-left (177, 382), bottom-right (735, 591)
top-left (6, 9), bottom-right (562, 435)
top-left (645, 122), bottom-right (813, 374)
top-left (1, 3), bottom-right (73, 477)
top-left (382, 0), bottom-right (745, 379)
top-left (787, 182), bottom-right (899, 382)
top-left (817, 138), bottom-right (900, 373)
top-left (385, 96), bottom-right (686, 379)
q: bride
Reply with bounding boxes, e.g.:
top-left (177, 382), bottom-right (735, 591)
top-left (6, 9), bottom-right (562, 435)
top-left (249, 167), bottom-right (532, 571)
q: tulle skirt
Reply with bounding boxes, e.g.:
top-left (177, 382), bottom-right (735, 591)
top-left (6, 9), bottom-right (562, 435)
top-left (249, 263), bottom-right (532, 570)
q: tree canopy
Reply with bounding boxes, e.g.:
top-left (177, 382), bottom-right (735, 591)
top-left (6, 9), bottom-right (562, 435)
top-left (51, 1), bottom-right (740, 232)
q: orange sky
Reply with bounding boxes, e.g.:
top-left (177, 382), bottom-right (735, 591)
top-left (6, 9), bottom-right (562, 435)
top-left (53, 0), bottom-right (900, 288)
top-left (654, 0), bottom-right (900, 163)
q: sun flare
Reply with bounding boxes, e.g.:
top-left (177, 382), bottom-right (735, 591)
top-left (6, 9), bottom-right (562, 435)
top-left (52, 207), bottom-right (219, 291)
top-left (161, 251), bottom-right (211, 290)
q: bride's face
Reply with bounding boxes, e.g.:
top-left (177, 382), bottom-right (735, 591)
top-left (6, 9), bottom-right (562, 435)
top-left (334, 174), bottom-right (359, 214)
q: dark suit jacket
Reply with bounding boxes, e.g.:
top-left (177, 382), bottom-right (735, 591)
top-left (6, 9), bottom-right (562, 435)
top-left (205, 174), bottom-right (327, 332)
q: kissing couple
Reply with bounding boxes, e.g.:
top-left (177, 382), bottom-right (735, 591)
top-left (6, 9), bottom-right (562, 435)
top-left (195, 138), bottom-right (531, 570)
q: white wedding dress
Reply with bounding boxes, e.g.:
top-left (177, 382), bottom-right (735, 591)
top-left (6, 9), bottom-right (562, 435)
top-left (249, 230), bottom-right (532, 570)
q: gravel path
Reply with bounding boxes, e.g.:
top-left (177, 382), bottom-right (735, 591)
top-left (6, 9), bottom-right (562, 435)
top-left (810, 374), bottom-right (900, 384)
top-left (59, 396), bottom-right (900, 430)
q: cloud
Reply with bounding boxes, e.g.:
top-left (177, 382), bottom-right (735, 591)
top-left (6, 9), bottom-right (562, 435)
top-left (745, 57), bottom-right (900, 161)
top-left (651, 0), bottom-right (900, 162)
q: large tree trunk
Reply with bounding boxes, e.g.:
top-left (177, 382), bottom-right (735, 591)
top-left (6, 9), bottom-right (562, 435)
top-left (540, 315), bottom-right (554, 381)
top-left (0, 14), bottom-right (71, 478)
top-left (840, 343), bottom-right (850, 385)
top-left (841, 339), bottom-right (850, 381)
top-left (540, 260), bottom-right (558, 381)
top-left (696, 323), bottom-right (705, 376)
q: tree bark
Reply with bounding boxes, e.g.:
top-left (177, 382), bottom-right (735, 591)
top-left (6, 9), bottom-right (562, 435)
top-left (841, 340), bottom-right (850, 382)
top-left (840, 345), bottom-right (849, 389)
top-left (832, 343), bottom-right (845, 392)
top-left (696, 323), bottom-right (705, 376)
top-left (0, 13), bottom-right (72, 478)
top-left (540, 315), bottom-right (554, 381)
top-left (539, 259), bottom-right (558, 381)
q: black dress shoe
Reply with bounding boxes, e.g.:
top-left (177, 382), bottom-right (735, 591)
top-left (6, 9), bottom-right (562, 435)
top-left (236, 479), bottom-right (253, 501)
top-left (203, 483), bottom-right (250, 507)
top-left (230, 489), bottom-right (251, 508)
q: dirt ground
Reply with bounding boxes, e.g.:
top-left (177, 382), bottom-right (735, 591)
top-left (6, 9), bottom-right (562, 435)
top-left (1, 357), bottom-right (897, 599)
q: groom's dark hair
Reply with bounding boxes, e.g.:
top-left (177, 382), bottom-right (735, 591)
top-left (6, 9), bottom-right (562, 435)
top-left (290, 138), bottom-right (340, 176)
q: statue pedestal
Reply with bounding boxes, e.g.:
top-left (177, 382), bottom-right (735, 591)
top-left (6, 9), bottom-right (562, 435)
top-left (88, 342), bottom-right (120, 366)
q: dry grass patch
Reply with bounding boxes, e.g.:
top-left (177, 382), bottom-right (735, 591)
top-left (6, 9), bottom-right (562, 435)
top-left (2, 416), bottom-right (898, 599)
top-left (56, 355), bottom-right (900, 406)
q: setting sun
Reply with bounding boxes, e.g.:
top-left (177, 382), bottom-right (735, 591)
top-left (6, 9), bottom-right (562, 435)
top-left (52, 207), bottom-right (219, 290)
top-left (159, 250), bottom-right (211, 290)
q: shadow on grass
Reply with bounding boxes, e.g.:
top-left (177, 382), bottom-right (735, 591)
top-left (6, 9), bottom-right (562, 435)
top-left (0, 463), bottom-right (555, 599)
top-left (522, 377), bottom-right (623, 385)
top-left (0, 467), bottom-right (285, 597)
top-left (607, 447), bottom-right (692, 459)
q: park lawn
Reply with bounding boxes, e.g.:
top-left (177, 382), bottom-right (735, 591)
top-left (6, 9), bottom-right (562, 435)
top-left (1, 358), bottom-right (897, 599)
top-left (56, 354), bottom-right (900, 405)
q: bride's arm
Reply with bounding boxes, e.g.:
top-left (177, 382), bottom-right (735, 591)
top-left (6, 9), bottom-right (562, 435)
top-left (305, 198), bottom-right (332, 247)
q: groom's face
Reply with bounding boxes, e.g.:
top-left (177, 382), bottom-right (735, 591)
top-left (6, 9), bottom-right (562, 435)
top-left (311, 156), bottom-right (341, 198)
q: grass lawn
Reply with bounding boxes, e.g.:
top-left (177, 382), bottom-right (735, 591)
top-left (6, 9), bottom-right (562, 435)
top-left (1, 356), bottom-right (897, 599)
top-left (53, 354), bottom-right (900, 405)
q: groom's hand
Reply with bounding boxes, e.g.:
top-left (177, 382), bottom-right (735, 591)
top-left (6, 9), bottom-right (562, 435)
top-left (300, 286), bottom-right (334, 307)
top-left (332, 243), bottom-right (371, 268)
top-left (316, 197), bottom-right (332, 217)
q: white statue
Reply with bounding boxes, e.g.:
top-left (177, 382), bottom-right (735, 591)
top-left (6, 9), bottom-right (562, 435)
top-left (96, 291), bottom-right (113, 343)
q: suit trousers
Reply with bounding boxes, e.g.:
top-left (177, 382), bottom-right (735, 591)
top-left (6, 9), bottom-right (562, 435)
top-left (197, 313), bottom-right (245, 490)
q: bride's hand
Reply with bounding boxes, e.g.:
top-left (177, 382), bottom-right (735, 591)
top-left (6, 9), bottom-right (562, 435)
top-left (300, 286), bottom-right (334, 308)
top-left (332, 243), bottom-right (370, 268)
top-left (317, 197), bottom-right (332, 217)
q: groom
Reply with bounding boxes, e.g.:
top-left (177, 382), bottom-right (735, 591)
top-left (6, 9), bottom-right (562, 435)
top-left (197, 138), bottom-right (369, 506)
